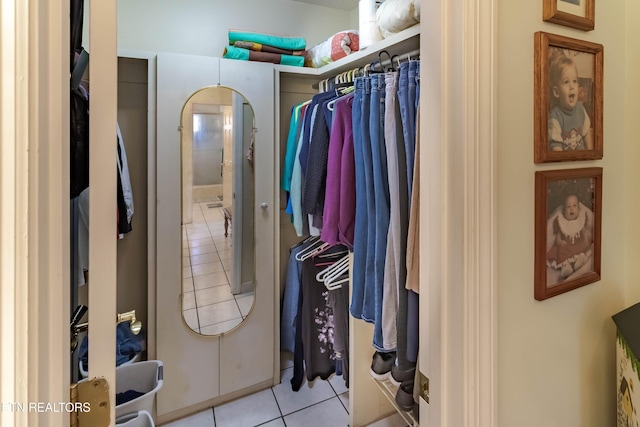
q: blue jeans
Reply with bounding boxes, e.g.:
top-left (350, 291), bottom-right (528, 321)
top-left (359, 77), bottom-right (377, 325)
top-left (369, 73), bottom-right (390, 350)
top-left (350, 77), bottom-right (367, 319)
top-left (398, 61), bottom-right (419, 204)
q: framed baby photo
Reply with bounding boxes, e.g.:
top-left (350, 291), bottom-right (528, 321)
top-left (534, 167), bottom-right (602, 301)
top-left (543, 0), bottom-right (595, 31)
top-left (534, 32), bottom-right (603, 163)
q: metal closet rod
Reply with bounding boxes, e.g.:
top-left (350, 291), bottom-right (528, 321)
top-left (369, 48), bottom-right (421, 72)
top-left (312, 48), bottom-right (421, 89)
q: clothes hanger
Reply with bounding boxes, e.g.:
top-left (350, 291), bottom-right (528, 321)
top-left (315, 255), bottom-right (349, 282)
top-left (294, 237), bottom-right (324, 261)
top-left (290, 234), bottom-right (317, 252)
top-left (391, 54), bottom-right (400, 71)
top-left (323, 255), bottom-right (351, 289)
top-left (327, 86), bottom-right (354, 111)
top-left (296, 241), bottom-right (330, 261)
top-left (299, 243), bottom-right (330, 261)
top-left (325, 273), bottom-right (349, 290)
top-left (323, 255), bottom-right (349, 279)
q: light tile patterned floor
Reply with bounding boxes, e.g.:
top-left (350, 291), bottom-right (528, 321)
top-left (159, 353), bottom-right (410, 427)
top-left (181, 202), bottom-right (254, 334)
top-left (172, 202), bottom-right (410, 426)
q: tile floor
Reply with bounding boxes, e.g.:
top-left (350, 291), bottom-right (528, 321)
top-left (160, 353), bottom-right (410, 427)
top-left (182, 201), bottom-right (254, 335)
top-left (174, 202), bottom-right (410, 426)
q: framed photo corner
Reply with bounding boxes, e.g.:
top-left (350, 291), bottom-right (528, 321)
top-left (534, 32), bottom-right (603, 163)
top-left (534, 167), bottom-right (602, 301)
top-left (543, 0), bottom-right (595, 32)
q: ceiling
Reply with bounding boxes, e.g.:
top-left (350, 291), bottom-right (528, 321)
top-left (291, 0), bottom-right (359, 11)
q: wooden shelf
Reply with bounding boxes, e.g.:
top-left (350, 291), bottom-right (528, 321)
top-left (274, 24), bottom-right (420, 78)
top-left (372, 376), bottom-right (420, 427)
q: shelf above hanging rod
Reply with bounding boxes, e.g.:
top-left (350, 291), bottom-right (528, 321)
top-left (275, 24), bottom-right (420, 79)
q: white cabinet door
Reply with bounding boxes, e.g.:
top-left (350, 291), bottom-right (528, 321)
top-left (156, 53), bottom-right (276, 418)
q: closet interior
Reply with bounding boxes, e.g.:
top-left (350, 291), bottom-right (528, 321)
top-left (69, 53), bottom-right (154, 401)
top-left (275, 24), bottom-right (421, 427)
top-left (72, 1), bottom-right (424, 424)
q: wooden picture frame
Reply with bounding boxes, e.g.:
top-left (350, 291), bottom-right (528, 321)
top-left (535, 167), bottom-right (602, 301)
top-left (543, 0), bottom-right (595, 31)
top-left (534, 32), bottom-right (603, 163)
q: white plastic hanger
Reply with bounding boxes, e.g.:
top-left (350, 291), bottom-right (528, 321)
top-left (294, 236), bottom-right (322, 261)
top-left (295, 237), bottom-right (331, 262)
top-left (325, 274), bottom-right (349, 290)
top-left (323, 254), bottom-right (350, 289)
top-left (298, 242), bottom-right (330, 261)
top-left (315, 255), bottom-right (349, 282)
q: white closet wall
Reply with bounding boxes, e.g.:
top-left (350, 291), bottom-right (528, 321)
top-left (84, 0), bottom-right (353, 57)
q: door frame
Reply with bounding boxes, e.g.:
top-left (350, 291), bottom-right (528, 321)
top-left (1, 0), bottom-right (121, 425)
top-left (421, 0), bottom-right (497, 426)
top-left (2, 0), bottom-right (498, 425)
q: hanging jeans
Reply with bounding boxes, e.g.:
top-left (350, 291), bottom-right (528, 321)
top-left (369, 73), bottom-right (390, 351)
top-left (359, 77), bottom-right (378, 326)
top-left (398, 61), bottom-right (419, 203)
top-left (351, 77), bottom-right (368, 320)
top-left (381, 71), bottom-right (401, 351)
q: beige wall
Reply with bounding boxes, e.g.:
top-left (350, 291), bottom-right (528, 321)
top-left (117, 58), bottom-right (149, 333)
top-left (498, 1), bottom-right (629, 426)
top-left (625, 1), bottom-right (640, 305)
top-left (86, 0), bottom-right (354, 57)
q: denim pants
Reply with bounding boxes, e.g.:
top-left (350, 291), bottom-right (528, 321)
top-left (381, 71), bottom-right (400, 351)
top-left (359, 76), bottom-right (377, 325)
top-left (398, 61), bottom-right (419, 203)
top-left (369, 73), bottom-right (390, 350)
top-left (350, 77), bottom-right (367, 319)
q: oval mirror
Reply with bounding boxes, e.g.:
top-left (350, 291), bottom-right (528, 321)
top-left (180, 86), bottom-right (255, 336)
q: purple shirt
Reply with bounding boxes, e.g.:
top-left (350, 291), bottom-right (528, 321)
top-left (321, 93), bottom-right (355, 247)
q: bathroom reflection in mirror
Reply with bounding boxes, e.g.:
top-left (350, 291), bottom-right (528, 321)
top-left (180, 86), bottom-right (255, 336)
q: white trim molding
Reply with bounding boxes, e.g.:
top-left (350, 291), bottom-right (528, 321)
top-left (1, 0), bottom-right (70, 426)
top-left (88, 0), bottom-right (119, 423)
top-left (462, 0), bottom-right (498, 425)
top-left (420, 0), bottom-right (497, 425)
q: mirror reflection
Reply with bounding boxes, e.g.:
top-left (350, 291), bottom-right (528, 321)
top-left (181, 86), bottom-right (255, 336)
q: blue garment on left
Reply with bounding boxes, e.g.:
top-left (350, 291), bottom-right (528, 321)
top-left (280, 244), bottom-right (306, 352)
top-left (79, 322), bottom-right (146, 371)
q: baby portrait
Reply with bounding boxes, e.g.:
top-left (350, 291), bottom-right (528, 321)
top-left (544, 177), bottom-right (595, 288)
top-left (547, 47), bottom-right (594, 152)
top-left (534, 32), bottom-right (603, 163)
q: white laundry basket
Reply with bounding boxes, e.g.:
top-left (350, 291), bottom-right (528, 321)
top-left (116, 410), bottom-right (155, 427)
top-left (115, 360), bottom-right (163, 419)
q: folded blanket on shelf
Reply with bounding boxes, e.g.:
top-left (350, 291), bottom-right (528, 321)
top-left (223, 45), bottom-right (305, 67)
top-left (305, 30), bottom-right (359, 68)
top-left (233, 41), bottom-right (305, 57)
top-left (376, 0), bottom-right (420, 38)
top-left (228, 30), bottom-right (306, 51)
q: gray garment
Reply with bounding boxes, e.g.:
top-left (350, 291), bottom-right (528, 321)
top-left (393, 82), bottom-right (413, 372)
top-left (328, 283), bottom-right (350, 387)
top-left (75, 187), bottom-right (90, 287)
top-left (382, 71), bottom-right (401, 350)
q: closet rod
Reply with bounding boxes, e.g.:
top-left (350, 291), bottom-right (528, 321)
top-left (312, 48), bottom-right (420, 90)
top-left (369, 48), bottom-right (420, 72)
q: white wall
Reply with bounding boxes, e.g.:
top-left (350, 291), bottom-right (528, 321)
top-left (114, 0), bottom-right (354, 56)
top-left (625, 0), bottom-right (640, 305)
top-left (498, 1), bottom-right (628, 426)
